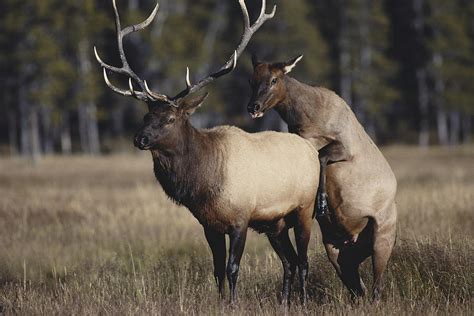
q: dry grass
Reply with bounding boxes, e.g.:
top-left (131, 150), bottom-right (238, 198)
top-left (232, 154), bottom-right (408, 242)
top-left (0, 146), bottom-right (473, 315)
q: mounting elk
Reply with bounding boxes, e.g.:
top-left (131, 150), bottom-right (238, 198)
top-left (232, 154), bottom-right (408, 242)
top-left (94, 0), bottom-right (320, 305)
top-left (247, 55), bottom-right (397, 302)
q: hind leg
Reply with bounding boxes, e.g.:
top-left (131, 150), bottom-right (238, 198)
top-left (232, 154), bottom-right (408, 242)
top-left (320, 222), bottom-right (373, 299)
top-left (338, 246), bottom-right (370, 299)
top-left (323, 238), bottom-right (372, 300)
top-left (372, 204), bottom-right (397, 303)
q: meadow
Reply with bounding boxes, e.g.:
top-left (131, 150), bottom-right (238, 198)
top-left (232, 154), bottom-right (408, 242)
top-left (0, 146), bottom-right (472, 315)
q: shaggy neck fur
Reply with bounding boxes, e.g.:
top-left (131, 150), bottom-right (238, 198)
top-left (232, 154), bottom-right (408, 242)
top-left (150, 121), bottom-right (226, 213)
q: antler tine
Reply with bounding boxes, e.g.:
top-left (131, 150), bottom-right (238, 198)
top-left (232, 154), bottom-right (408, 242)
top-left (240, 0), bottom-right (251, 30)
top-left (233, 0), bottom-right (276, 59)
top-left (171, 0), bottom-right (276, 101)
top-left (103, 68), bottom-right (132, 96)
top-left (185, 67), bottom-right (191, 89)
top-left (94, 0), bottom-right (169, 103)
top-left (144, 80), bottom-right (175, 104)
top-left (110, 0), bottom-right (157, 93)
top-left (94, 46), bottom-right (129, 77)
top-left (122, 2), bottom-right (160, 37)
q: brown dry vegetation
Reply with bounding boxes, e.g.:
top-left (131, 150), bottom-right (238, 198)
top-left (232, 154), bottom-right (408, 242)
top-left (0, 146), bottom-right (473, 315)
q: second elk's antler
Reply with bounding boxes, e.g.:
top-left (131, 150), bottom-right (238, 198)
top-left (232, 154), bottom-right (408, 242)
top-left (94, 0), bottom-right (276, 107)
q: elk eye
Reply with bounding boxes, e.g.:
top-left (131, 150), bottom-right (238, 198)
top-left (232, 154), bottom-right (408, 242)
top-left (167, 116), bottom-right (176, 124)
top-left (271, 78), bottom-right (277, 85)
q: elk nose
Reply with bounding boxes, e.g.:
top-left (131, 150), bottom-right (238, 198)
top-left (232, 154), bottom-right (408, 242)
top-left (248, 103), bottom-right (261, 113)
top-left (134, 135), bottom-right (150, 148)
top-left (139, 136), bottom-right (149, 147)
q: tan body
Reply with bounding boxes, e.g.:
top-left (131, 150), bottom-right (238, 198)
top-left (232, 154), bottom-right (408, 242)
top-left (288, 85), bottom-right (397, 236)
top-left (248, 61), bottom-right (397, 302)
top-left (190, 127), bottom-right (319, 234)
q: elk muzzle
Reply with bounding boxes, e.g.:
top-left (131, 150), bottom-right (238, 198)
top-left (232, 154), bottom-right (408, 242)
top-left (134, 133), bottom-right (151, 150)
top-left (247, 102), bottom-right (264, 119)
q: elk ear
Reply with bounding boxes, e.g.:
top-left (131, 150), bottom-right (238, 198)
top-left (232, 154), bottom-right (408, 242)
top-left (282, 54), bottom-right (303, 74)
top-left (182, 93), bottom-right (209, 116)
top-left (251, 53), bottom-right (261, 68)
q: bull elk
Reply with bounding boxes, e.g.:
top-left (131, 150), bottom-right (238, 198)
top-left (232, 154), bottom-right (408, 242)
top-left (94, 0), bottom-right (320, 304)
top-left (247, 55), bottom-right (397, 303)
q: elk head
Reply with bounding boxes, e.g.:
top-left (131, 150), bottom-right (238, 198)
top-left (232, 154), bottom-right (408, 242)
top-left (94, 0), bottom-right (276, 151)
top-left (134, 93), bottom-right (208, 151)
top-left (247, 55), bottom-right (303, 118)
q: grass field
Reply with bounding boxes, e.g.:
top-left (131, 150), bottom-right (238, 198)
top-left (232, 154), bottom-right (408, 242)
top-left (0, 146), bottom-right (472, 315)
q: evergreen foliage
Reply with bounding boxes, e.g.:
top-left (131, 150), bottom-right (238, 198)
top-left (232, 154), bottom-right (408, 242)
top-left (0, 0), bottom-right (472, 156)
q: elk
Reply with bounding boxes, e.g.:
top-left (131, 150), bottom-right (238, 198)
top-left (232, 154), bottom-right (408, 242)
top-left (247, 55), bottom-right (397, 303)
top-left (94, 0), bottom-right (320, 305)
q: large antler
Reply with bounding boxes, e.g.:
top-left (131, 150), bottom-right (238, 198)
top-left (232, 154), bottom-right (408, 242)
top-left (94, 0), bottom-right (170, 103)
top-left (95, 0), bottom-right (276, 106)
top-left (171, 0), bottom-right (276, 101)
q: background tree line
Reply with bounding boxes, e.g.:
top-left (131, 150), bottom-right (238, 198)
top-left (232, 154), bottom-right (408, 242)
top-left (0, 0), bottom-right (473, 159)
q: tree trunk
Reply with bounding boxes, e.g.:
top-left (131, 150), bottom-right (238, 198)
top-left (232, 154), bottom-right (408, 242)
top-left (196, 1), bottom-right (228, 77)
top-left (356, 0), bottom-right (373, 136)
top-left (149, 0), bottom-right (169, 73)
top-left (111, 107), bottom-right (125, 137)
top-left (416, 68), bottom-right (430, 147)
top-left (436, 108), bottom-right (449, 146)
top-left (60, 110), bottom-right (72, 155)
top-left (338, 3), bottom-right (352, 106)
top-left (431, 28), bottom-right (449, 146)
top-left (448, 111), bottom-right (460, 145)
top-left (432, 54), bottom-right (448, 145)
top-left (19, 86), bottom-right (31, 156)
top-left (7, 109), bottom-right (18, 156)
top-left (29, 106), bottom-right (42, 163)
top-left (78, 104), bottom-right (89, 153)
top-left (413, 0), bottom-right (430, 147)
top-left (40, 104), bottom-right (54, 154)
top-left (86, 103), bottom-right (100, 154)
top-left (461, 115), bottom-right (471, 144)
top-left (78, 39), bottom-right (101, 155)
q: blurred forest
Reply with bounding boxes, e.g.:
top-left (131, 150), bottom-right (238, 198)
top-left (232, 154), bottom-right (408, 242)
top-left (0, 0), bottom-right (473, 159)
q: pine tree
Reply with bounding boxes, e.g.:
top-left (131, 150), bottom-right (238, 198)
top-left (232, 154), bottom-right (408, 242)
top-left (314, 0), bottom-right (397, 141)
top-left (427, 0), bottom-right (473, 144)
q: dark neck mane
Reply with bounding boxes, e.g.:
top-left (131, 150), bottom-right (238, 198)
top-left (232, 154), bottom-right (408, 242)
top-left (150, 122), bottom-right (225, 212)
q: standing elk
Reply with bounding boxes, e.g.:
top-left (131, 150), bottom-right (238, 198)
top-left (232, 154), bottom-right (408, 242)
top-left (94, 0), bottom-right (320, 305)
top-left (246, 55), bottom-right (397, 303)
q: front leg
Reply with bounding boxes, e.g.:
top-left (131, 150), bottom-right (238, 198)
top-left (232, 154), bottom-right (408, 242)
top-left (204, 226), bottom-right (226, 299)
top-left (267, 229), bottom-right (298, 305)
top-left (294, 213), bottom-right (313, 305)
top-left (316, 141), bottom-right (350, 217)
top-left (227, 225), bottom-right (248, 304)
